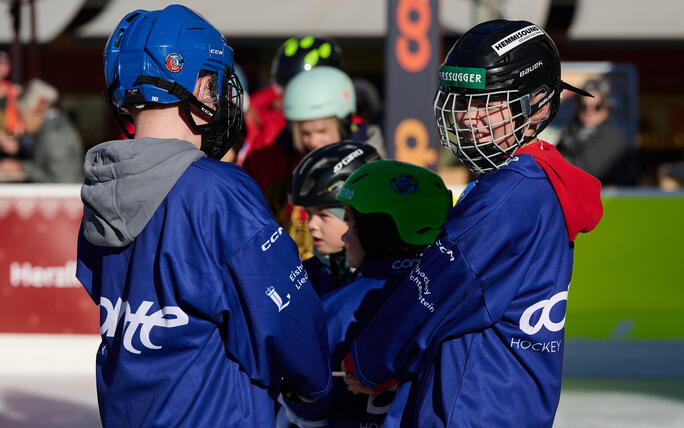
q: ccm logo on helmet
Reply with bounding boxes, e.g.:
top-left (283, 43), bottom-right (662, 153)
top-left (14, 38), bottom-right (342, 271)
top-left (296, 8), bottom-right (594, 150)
top-left (209, 48), bottom-right (223, 55)
top-left (519, 290), bottom-right (567, 335)
top-left (392, 258), bottom-right (419, 270)
top-left (333, 149), bottom-right (364, 173)
top-left (261, 227), bottom-right (284, 251)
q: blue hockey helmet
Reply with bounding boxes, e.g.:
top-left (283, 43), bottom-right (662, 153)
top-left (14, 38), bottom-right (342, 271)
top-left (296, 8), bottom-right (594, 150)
top-left (103, 4), bottom-right (243, 159)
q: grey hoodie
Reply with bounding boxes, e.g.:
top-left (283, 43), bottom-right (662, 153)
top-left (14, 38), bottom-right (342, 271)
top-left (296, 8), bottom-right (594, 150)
top-left (81, 138), bottom-right (205, 248)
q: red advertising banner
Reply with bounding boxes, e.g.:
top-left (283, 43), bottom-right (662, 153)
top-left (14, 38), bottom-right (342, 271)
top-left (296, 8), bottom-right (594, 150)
top-left (0, 184), bottom-right (98, 334)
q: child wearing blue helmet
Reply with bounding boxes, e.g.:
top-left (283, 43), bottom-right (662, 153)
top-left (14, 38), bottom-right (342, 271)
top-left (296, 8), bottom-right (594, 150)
top-left (76, 5), bottom-right (331, 427)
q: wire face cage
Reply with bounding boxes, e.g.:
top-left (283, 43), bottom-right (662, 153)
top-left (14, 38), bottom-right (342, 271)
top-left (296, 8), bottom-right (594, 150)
top-left (434, 89), bottom-right (533, 173)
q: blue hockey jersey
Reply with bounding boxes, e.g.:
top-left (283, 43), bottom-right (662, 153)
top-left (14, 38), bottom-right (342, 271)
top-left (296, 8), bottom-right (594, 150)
top-left (283, 256), bottom-right (419, 427)
top-left (77, 138), bottom-right (331, 427)
top-left (348, 152), bottom-right (602, 427)
top-left (302, 251), bottom-right (355, 298)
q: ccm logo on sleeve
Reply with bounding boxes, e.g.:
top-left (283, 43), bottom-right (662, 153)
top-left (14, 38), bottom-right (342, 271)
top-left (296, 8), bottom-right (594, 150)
top-left (261, 227), bottom-right (284, 251)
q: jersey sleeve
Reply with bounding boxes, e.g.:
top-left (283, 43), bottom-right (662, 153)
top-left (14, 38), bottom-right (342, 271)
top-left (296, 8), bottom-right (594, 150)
top-left (171, 166), bottom-right (332, 399)
top-left (349, 236), bottom-right (489, 387)
top-left (222, 222), bottom-right (332, 399)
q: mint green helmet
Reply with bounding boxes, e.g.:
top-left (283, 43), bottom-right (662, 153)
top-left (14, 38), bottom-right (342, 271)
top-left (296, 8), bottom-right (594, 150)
top-left (336, 160), bottom-right (452, 246)
top-left (283, 66), bottom-right (356, 121)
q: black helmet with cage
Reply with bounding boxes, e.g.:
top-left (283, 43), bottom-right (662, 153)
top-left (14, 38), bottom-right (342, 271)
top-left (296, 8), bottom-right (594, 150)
top-left (434, 19), bottom-right (591, 173)
top-left (289, 141), bottom-right (380, 208)
top-left (271, 36), bottom-right (344, 88)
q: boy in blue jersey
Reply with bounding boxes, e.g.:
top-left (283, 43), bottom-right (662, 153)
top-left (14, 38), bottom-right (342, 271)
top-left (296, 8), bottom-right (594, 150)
top-left (76, 5), bottom-right (331, 427)
top-left (342, 20), bottom-right (604, 427)
top-left (288, 141), bottom-right (380, 297)
top-left (279, 160), bottom-right (452, 428)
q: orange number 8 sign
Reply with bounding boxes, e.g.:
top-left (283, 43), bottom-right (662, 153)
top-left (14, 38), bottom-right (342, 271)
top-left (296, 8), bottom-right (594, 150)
top-left (396, 0), bottom-right (431, 73)
top-left (395, 119), bottom-right (438, 167)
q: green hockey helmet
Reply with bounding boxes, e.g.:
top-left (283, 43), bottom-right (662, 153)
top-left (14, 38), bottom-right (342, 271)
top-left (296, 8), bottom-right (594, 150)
top-left (336, 160), bottom-right (452, 246)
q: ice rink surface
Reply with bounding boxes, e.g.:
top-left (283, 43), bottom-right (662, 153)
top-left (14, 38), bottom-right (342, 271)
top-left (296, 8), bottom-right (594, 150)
top-left (2, 335), bottom-right (683, 427)
top-left (1, 375), bottom-right (683, 427)
top-left (556, 379), bottom-right (684, 428)
top-left (0, 376), bottom-right (99, 428)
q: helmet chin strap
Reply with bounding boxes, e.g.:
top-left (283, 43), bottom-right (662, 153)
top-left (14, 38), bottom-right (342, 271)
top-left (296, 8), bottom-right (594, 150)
top-left (116, 75), bottom-right (239, 159)
top-left (195, 112), bottom-right (232, 159)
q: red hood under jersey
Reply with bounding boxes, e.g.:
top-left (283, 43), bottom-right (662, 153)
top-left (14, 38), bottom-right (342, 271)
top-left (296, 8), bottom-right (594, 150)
top-left (516, 140), bottom-right (603, 241)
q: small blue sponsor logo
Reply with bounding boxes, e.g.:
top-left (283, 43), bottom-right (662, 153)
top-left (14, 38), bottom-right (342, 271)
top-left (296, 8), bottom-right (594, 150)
top-left (165, 52), bottom-right (184, 72)
top-left (391, 174), bottom-right (419, 194)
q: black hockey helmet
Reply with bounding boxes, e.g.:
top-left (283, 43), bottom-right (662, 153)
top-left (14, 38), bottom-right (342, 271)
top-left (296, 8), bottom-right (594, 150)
top-left (289, 141), bottom-right (380, 208)
top-left (434, 19), bottom-right (591, 172)
top-left (271, 36), bottom-right (344, 88)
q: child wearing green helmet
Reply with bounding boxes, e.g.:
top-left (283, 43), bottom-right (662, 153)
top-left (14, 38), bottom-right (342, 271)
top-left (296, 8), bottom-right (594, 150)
top-left (278, 160), bottom-right (452, 428)
top-left (337, 161), bottom-right (453, 269)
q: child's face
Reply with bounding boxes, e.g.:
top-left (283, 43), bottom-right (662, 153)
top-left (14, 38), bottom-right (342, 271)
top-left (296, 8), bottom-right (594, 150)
top-left (453, 96), bottom-right (517, 151)
top-left (451, 91), bottom-right (549, 152)
top-left (306, 206), bottom-right (347, 255)
top-left (342, 206), bottom-right (365, 268)
top-left (292, 116), bottom-right (342, 153)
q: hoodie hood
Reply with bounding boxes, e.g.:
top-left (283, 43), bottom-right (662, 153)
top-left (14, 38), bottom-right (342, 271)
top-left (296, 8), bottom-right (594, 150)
top-left (81, 138), bottom-right (205, 247)
top-left (515, 140), bottom-right (603, 241)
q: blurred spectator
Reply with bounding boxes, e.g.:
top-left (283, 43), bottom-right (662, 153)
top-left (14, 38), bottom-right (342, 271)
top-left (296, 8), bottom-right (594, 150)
top-left (0, 50), bottom-right (23, 135)
top-left (657, 162), bottom-right (684, 191)
top-left (241, 36), bottom-right (344, 166)
top-left (0, 79), bottom-right (83, 182)
top-left (557, 78), bottom-right (637, 185)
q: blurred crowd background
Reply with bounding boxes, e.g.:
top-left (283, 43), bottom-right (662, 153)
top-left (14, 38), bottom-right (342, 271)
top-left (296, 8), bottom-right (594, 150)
top-left (0, 0), bottom-right (683, 189)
